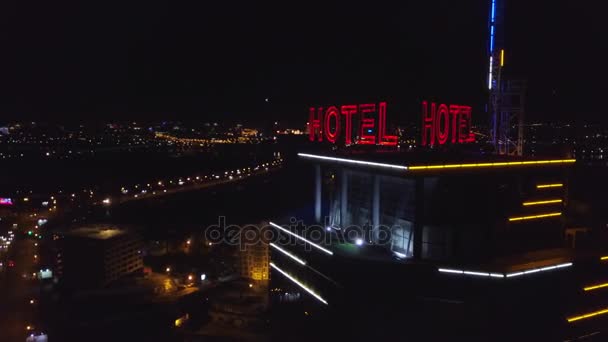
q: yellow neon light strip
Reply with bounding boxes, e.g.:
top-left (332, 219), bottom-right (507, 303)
top-left (600, 256), bottom-right (608, 261)
top-left (584, 282), bottom-right (608, 291)
top-left (522, 199), bottom-right (563, 206)
top-left (567, 308), bottom-right (608, 323)
top-left (508, 212), bottom-right (562, 222)
top-left (500, 49), bottom-right (505, 67)
top-left (408, 159), bottom-right (575, 171)
top-left (536, 183), bottom-right (564, 189)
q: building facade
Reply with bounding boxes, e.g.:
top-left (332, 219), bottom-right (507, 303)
top-left (58, 225), bottom-right (143, 289)
top-left (265, 150), bottom-right (599, 339)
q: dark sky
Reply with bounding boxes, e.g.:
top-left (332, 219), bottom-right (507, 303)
top-left (0, 1), bottom-right (606, 125)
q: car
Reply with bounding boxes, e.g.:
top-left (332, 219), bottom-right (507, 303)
top-left (8, 260), bottom-right (15, 267)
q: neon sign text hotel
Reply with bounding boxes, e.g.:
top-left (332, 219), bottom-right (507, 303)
top-left (308, 102), bottom-right (398, 146)
top-left (421, 101), bottom-right (475, 146)
top-left (308, 101), bottom-right (475, 146)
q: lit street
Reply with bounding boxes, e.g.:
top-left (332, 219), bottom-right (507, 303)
top-left (0, 237), bottom-right (40, 342)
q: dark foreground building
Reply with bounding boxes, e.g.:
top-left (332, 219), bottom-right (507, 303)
top-left (268, 149), bottom-right (608, 340)
top-left (57, 225), bottom-right (143, 290)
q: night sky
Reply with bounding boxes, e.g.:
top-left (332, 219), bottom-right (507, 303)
top-left (0, 1), bottom-right (605, 125)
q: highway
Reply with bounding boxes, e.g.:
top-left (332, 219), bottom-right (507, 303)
top-left (115, 159), bottom-right (283, 205)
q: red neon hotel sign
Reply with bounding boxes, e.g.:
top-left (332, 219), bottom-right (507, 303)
top-left (421, 101), bottom-right (475, 146)
top-left (309, 102), bottom-right (397, 146)
top-left (308, 100), bottom-right (475, 146)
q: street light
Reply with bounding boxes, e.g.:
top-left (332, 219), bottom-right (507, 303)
top-left (165, 267), bottom-right (171, 273)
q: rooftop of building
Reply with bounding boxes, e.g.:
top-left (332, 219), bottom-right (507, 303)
top-left (63, 225), bottom-right (127, 240)
top-left (297, 147), bottom-right (575, 172)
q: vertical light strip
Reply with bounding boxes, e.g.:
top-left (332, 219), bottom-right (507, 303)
top-left (488, 56), bottom-right (494, 90)
top-left (269, 222), bottom-right (334, 256)
top-left (269, 243), bottom-right (306, 265)
top-left (270, 262), bottom-right (328, 305)
top-left (491, 0), bottom-right (496, 22)
top-left (500, 49), bottom-right (505, 67)
top-left (490, 25), bottom-right (495, 52)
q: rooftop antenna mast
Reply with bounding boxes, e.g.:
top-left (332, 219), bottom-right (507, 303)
top-left (488, 0), bottom-right (526, 156)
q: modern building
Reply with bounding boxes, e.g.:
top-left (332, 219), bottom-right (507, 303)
top-left (57, 225), bottom-right (143, 289)
top-left (266, 149), bottom-right (608, 339)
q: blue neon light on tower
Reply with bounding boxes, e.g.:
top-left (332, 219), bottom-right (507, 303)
top-left (488, 0), bottom-right (497, 90)
top-left (489, 0), bottom-right (501, 145)
top-left (490, 26), bottom-right (495, 53)
top-left (488, 0), bottom-right (526, 156)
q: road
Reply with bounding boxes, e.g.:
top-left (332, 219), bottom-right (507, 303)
top-left (117, 163), bottom-right (282, 204)
top-left (0, 237), bottom-right (40, 342)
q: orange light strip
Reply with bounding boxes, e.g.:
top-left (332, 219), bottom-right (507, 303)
top-left (567, 308), bottom-right (608, 323)
top-left (408, 159), bottom-right (575, 171)
top-left (508, 212), bottom-right (562, 222)
top-left (584, 282), bottom-right (608, 291)
top-left (536, 183), bottom-right (564, 189)
top-left (522, 199), bottom-right (563, 206)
